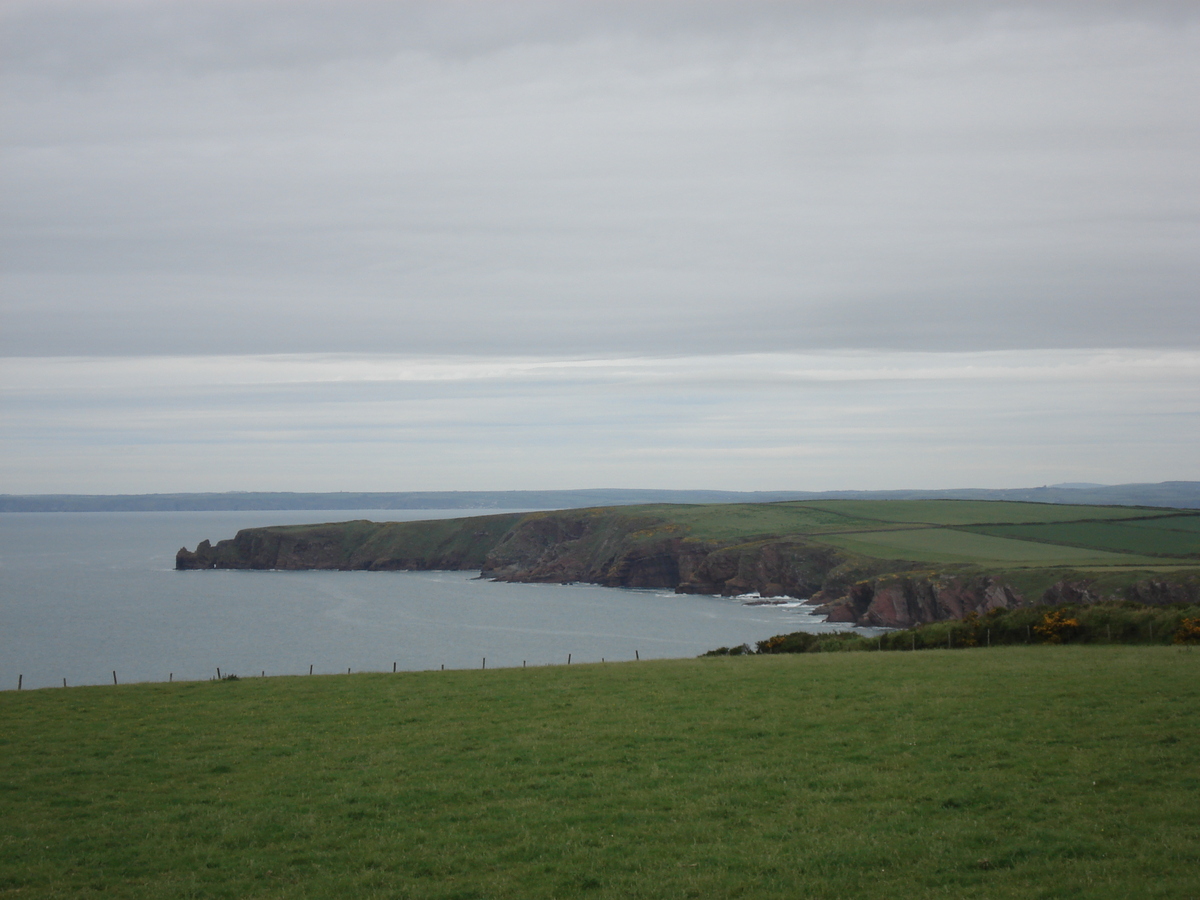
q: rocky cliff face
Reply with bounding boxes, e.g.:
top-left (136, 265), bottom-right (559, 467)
top-left (674, 540), bottom-right (852, 598)
top-left (815, 575), bottom-right (1024, 628)
top-left (815, 572), bottom-right (1200, 628)
top-left (176, 510), bottom-right (861, 599)
top-left (477, 512), bottom-right (856, 598)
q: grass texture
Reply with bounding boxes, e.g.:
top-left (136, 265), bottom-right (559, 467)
top-left (529, 500), bottom-right (1198, 566)
top-left (796, 499), bottom-right (1158, 526)
top-left (2, 647), bottom-right (1198, 899)
top-left (815, 527), bottom-right (1162, 566)
top-left (968, 521), bottom-right (1200, 558)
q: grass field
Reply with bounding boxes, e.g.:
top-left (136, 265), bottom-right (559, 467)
top-left (601, 500), bottom-right (1194, 567)
top-left (2, 647), bottom-right (1198, 899)
top-left (600, 503), bottom-right (892, 541)
top-left (815, 527), bottom-right (1163, 566)
top-left (968, 521), bottom-right (1200, 559)
top-left (618, 500), bottom-right (1170, 540)
top-left (1129, 514), bottom-right (1200, 534)
top-left (797, 499), bottom-right (1162, 526)
top-left (663, 500), bottom-right (1200, 568)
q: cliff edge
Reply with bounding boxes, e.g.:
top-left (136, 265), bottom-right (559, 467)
top-left (178, 502), bottom-right (1200, 627)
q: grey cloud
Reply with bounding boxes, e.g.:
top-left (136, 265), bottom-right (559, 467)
top-left (2, 350), bottom-right (1196, 492)
top-left (2, 0), bottom-right (1198, 357)
top-left (4, 2), bottom-right (1194, 73)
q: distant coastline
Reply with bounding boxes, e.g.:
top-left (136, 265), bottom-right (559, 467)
top-left (3, 482), bottom-right (1199, 512)
top-left (174, 499), bottom-right (1200, 629)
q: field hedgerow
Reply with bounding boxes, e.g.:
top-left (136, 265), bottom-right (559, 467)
top-left (754, 602), bottom-right (1200, 656)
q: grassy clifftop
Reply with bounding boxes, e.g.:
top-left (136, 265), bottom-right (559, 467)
top-left (177, 499), bottom-right (1200, 626)
top-left (3, 647), bottom-right (1198, 898)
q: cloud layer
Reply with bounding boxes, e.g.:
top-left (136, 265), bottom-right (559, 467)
top-left (2, 2), bottom-right (1197, 491)
top-left (4, 0), bottom-right (1198, 357)
top-left (3, 349), bottom-right (1197, 492)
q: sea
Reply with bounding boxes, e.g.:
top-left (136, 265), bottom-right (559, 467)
top-left (0, 509), bottom-right (867, 691)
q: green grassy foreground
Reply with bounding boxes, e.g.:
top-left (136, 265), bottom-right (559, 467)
top-left (3, 648), bottom-right (1199, 899)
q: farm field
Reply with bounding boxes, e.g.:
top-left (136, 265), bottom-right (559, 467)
top-left (582, 499), bottom-right (1198, 568)
top-left (2, 647), bottom-right (1197, 899)
top-left (1127, 514), bottom-right (1200, 534)
top-left (592, 502), bottom-right (894, 541)
top-left (968, 520), bottom-right (1200, 559)
top-left (649, 500), bottom-right (1200, 568)
top-left (796, 498), bottom-right (1161, 526)
top-left (814, 527), bottom-right (1163, 566)
top-left (607, 499), bottom-right (1174, 541)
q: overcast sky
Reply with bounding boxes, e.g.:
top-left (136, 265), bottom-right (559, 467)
top-left (2, 0), bottom-right (1197, 493)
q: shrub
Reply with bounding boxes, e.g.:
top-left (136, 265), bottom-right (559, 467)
top-left (757, 632), bottom-right (819, 654)
top-left (714, 601), bottom-right (1200, 658)
top-left (702, 644), bottom-right (753, 657)
top-left (1174, 617), bottom-right (1200, 645)
top-left (1033, 611), bottom-right (1082, 644)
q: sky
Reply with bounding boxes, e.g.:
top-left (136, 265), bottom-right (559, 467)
top-left (1, 0), bottom-right (1197, 493)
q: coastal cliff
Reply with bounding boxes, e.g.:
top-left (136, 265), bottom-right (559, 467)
top-left (178, 502), bottom-right (1200, 627)
top-left (176, 509), bottom-right (872, 598)
top-left (175, 514), bottom-right (522, 571)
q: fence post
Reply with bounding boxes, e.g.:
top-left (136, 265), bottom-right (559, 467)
top-left (113, 671), bottom-right (118, 685)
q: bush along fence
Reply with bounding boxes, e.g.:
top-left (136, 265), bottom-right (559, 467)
top-left (706, 603), bottom-right (1200, 657)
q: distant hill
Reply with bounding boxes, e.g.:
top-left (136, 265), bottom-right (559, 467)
top-left (2, 482), bottom-right (1199, 512)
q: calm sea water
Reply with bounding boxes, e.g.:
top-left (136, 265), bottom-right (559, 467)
top-left (0, 510), bottom-right (861, 690)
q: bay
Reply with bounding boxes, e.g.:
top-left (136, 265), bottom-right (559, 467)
top-left (0, 509), bottom-right (856, 691)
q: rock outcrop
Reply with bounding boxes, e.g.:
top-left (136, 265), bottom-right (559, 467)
top-left (814, 575), bottom-right (1024, 628)
top-left (1039, 575), bottom-right (1200, 607)
top-left (476, 512), bottom-right (859, 598)
top-left (814, 572), bottom-right (1200, 628)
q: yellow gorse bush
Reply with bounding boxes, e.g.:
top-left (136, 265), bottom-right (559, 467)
top-left (1033, 610), bottom-right (1082, 644)
top-left (1174, 617), bottom-right (1200, 645)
